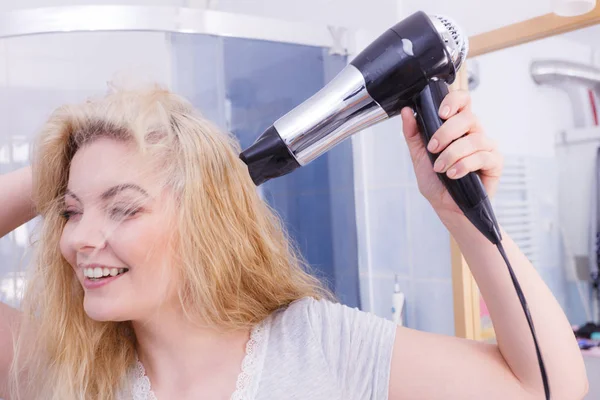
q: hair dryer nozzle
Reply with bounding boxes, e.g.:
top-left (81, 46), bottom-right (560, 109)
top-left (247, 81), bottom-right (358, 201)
top-left (428, 15), bottom-right (469, 69)
top-left (239, 125), bottom-right (301, 186)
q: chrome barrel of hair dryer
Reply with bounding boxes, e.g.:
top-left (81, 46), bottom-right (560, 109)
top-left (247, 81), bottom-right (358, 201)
top-left (239, 11), bottom-right (501, 245)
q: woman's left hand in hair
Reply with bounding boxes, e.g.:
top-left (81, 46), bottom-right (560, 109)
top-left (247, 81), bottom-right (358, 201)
top-left (400, 89), bottom-right (503, 218)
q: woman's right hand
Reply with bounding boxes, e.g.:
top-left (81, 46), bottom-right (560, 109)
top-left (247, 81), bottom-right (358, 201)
top-left (0, 167), bottom-right (35, 397)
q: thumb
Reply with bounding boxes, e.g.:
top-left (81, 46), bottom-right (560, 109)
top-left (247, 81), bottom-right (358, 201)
top-left (401, 107), bottom-right (426, 164)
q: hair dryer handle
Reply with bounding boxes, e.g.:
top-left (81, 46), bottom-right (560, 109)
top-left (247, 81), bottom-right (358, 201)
top-left (413, 80), bottom-right (502, 244)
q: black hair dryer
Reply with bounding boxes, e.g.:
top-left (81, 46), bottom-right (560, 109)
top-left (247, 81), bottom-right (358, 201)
top-left (240, 11), bottom-right (502, 245)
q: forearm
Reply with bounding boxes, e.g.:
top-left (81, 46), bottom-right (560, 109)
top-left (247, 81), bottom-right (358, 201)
top-left (0, 167), bottom-right (36, 238)
top-left (441, 211), bottom-right (588, 399)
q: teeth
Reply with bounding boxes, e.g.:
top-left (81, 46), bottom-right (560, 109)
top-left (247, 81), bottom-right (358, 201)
top-left (83, 267), bottom-right (127, 279)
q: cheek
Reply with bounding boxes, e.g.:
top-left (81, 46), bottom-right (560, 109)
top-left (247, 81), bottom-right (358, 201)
top-left (110, 220), bottom-right (174, 267)
top-left (115, 221), bottom-right (179, 303)
top-left (59, 226), bottom-right (76, 267)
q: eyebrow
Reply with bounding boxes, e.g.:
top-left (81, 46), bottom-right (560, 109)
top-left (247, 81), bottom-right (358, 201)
top-left (65, 184), bottom-right (150, 203)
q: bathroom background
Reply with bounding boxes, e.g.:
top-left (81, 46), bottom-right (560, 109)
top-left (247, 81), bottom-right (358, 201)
top-left (0, 0), bottom-right (597, 355)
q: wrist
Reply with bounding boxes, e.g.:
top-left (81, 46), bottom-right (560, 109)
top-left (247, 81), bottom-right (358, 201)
top-left (436, 208), bottom-right (467, 228)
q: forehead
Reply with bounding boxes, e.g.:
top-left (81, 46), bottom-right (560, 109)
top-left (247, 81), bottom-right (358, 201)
top-left (67, 138), bottom-right (160, 199)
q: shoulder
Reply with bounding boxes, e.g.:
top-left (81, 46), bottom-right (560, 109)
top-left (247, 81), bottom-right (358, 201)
top-left (263, 297), bottom-right (397, 399)
top-left (269, 297), bottom-right (347, 328)
top-left (266, 297), bottom-right (344, 342)
top-left (269, 296), bottom-right (396, 343)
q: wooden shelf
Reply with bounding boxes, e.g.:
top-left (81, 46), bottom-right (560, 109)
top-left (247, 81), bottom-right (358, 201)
top-left (469, 4), bottom-right (600, 58)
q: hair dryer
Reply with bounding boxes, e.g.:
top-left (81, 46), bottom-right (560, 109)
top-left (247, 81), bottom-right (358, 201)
top-left (239, 11), bottom-right (501, 245)
top-left (240, 11), bottom-right (551, 398)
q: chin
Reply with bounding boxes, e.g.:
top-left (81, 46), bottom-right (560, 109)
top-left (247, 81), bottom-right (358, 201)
top-left (83, 298), bottom-right (129, 322)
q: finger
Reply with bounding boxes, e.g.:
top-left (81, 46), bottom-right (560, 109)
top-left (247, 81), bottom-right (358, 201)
top-left (400, 107), bottom-right (425, 161)
top-left (401, 107), bottom-right (428, 164)
top-left (438, 90), bottom-right (471, 119)
top-left (433, 133), bottom-right (496, 173)
top-left (427, 110), bottom-right (482, 154)
top-left (401, 107), bottom-right (419, 140)
top-left (445, 150), bottom-right (504, 180)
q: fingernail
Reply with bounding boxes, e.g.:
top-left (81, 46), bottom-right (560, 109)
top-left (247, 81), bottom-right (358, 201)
top-left (440, 106), bottom-right (450, 118)
top-left (434, 160), bottom-right (445, 172)
top-left (447, 168), bottom-right (457, 178)
top-left (427, 138), bottom-right (439, 152)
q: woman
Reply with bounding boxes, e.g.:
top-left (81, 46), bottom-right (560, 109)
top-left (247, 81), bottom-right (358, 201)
top-left (0, 85), bottom-right (588, 399)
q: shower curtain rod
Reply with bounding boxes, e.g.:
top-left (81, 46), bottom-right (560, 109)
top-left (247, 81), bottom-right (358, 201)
top-left (0, 5), bottom-right (350, 53)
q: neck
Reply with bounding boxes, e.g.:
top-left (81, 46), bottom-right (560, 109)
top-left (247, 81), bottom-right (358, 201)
top-left (132, 305), bottom-right (251, 392)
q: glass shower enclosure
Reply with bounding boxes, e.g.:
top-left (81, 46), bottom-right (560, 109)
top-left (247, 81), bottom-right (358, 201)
top-left (0, 6), bottom-right (360, 308)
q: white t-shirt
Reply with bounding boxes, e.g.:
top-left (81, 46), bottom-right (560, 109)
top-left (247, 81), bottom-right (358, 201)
top-left (127, 297), bottom-right (397, 400)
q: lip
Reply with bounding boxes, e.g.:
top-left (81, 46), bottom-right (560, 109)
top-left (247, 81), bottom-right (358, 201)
top-left (79, 263), bottom-right (128, 290)
top-left (83, 273), bottom-right (127, 289)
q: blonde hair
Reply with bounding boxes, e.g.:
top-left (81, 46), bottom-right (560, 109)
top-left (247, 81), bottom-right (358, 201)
top-left (11, 85), bottom-right (330, 399)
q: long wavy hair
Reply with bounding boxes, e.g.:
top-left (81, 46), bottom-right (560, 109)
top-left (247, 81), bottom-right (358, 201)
top-left (10, 85), bottom-right (329, 399)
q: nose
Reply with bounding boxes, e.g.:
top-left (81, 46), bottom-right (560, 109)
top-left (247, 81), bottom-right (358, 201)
top-left (67, 212), bottom-right (108, 254)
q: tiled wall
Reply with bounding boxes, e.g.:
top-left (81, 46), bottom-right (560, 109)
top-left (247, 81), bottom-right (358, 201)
top-left (354, 124), bottom-right (593, 334)
top-left (469, 35), bottom-right (596, 327)
top-left (530, 155), bottom-right (594, 326)
top-left (353, 116), bottom-right (455, 336)
top-left (514, 156), bottom-right (592, 325)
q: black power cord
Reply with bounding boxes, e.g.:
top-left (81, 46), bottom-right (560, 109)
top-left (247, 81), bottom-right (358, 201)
top-left (497, 241), bottom-right (550, 399)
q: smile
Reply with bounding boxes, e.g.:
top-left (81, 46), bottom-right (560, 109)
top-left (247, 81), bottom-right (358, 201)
top-left (83, 266), bottom-right (129, 280)
top-left (81, 265), bottom-right (130, 290)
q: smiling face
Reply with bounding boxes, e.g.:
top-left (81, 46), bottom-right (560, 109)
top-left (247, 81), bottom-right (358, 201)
top-left (59, 137), bottom-right (179, 322)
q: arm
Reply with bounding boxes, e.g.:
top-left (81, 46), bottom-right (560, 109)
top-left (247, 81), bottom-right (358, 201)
top-left (389, 92), bottom-right (587, 400)
top-left (390, 222), bottom-right (587, 399)
top-left (0, 167), bottom-right (35, 397)
top-left (0, 166), bottom-right (36, 238)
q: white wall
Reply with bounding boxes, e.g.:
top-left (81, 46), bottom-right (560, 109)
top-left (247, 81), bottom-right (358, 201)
top-left (471, 35), bottom-right (593, 157)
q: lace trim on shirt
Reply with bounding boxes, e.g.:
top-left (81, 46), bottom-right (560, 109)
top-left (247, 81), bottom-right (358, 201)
top-left (132, 358), bottom-right (157, 400)
top-left (231, 320), bottom-right (266, 399)
top-left (130, 320), bottom-right (267, 400)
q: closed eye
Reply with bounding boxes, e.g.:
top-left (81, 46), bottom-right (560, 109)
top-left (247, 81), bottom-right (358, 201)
top-left (109, 206), bottom-right (142, 219)
top-left (61, 209), bottom-right (81, 221)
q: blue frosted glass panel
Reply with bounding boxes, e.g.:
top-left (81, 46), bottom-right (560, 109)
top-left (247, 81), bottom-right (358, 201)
top-left (223, 38), bottom-right (359, 307)
top-left (170, 33), bottom-right (227, 130)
